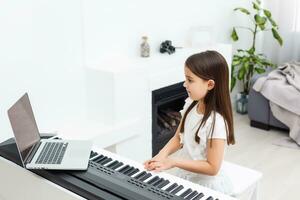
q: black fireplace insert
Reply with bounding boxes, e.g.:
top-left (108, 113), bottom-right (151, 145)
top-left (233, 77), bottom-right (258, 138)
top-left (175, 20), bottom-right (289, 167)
top-left (152, 81), bottom-right (188, 156)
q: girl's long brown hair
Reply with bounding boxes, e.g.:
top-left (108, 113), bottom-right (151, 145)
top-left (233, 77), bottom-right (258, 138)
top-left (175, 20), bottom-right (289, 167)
top-left (180, 51), bottom-right (235, 145)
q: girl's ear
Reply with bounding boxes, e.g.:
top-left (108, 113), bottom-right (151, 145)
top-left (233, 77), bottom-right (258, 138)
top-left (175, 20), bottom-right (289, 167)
top-left (207, 79), bottom-right (215, 90)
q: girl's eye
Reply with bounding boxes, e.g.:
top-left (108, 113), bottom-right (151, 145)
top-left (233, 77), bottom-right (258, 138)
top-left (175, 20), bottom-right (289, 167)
top-left (185, 77), bottom-right (193, 83)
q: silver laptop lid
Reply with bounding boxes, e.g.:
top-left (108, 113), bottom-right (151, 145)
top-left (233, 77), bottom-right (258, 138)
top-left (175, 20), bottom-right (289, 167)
top-left (7, 93), bottom-right (41, 165)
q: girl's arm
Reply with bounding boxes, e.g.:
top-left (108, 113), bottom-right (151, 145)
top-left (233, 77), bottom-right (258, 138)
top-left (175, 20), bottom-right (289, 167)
top-left (173, 139), bottom-right (225, 176)
top-left (148, 138), bottom-right (225, 176)
top-left (144, 119), bottom-right (183, 168)
top-left (157, 119), bottom-right (184, 157)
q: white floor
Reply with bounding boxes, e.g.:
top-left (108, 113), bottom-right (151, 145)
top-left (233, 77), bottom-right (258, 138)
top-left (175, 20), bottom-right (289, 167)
top-left (226, 112), bottom-right (300, 200)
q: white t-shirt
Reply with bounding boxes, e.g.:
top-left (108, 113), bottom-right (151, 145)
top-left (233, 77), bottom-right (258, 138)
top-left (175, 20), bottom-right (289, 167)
top-left (168, 97), bottom-right (233, 195)
top-left (179, 97), bottom-right (227, 161)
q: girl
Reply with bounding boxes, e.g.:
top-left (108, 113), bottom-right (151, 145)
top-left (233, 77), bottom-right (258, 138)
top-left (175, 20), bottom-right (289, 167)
top-left (144, 50), bottom-right (235, 195)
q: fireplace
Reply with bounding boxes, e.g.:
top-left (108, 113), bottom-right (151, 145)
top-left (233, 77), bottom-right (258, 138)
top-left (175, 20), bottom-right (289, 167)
top-left (152, 81), bottom-right (188, 156)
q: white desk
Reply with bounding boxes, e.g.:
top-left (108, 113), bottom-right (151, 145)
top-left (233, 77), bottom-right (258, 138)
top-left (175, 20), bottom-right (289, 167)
top-left (0, 156), bottom-right (85, 200)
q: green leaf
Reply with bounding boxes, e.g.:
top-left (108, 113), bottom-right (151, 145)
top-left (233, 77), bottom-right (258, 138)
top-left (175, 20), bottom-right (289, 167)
top-left (234, 7), bottom-right (250, 15)
top-left (243, 60), bottom-right (250, 69)
top-left (237, 61), bottom-right (249, 81)
top-left (268, 17), bottom-right (277, 27)
top-left (231, 28), bottom-right (239, 41)
top-left (254, 15), bottom-right (267, 30)
top-left (261, 60), bottom-right (274, 67)
top-left (231, 59), bottom-right (236, 69)
top-left (254, 14), bottom-right (267, 25)
top-left (258, 23), bottom-right (266, 30)
top-left (256, 0), bottom-right (261, 5)
top-left (230, 77), bottom-right (236, 92)
top-left (263, 9), bottom-right (277, 27)
top-left (254, 67), bottom-right (266, 74)
top-left (238, 66), bottom-right (246, 80)
top-left (233, 55), bottom-right (241, 60)
top-left (242, 57), bottom-right (250, 63)
top-left (232, 59), bottom-right (241, 66)
top-left (272, 28), bottom-right (283, 46)
top-left (252, 2), bottom-right (260, 10)
top-left (263, 9), bottom-right (271, 18)
top-left (233, 54), bottom-right (241, 60)
top-left (248, 47), bottom-right (255, 54)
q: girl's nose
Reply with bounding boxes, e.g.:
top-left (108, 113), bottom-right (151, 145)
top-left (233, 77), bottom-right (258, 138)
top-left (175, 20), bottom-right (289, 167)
top-left (183, 81), bottom-right (187, 88)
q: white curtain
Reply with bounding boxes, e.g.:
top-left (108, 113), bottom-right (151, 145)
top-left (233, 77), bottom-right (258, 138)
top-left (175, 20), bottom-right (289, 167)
top-left (262, 0), bottom-right (300, 65)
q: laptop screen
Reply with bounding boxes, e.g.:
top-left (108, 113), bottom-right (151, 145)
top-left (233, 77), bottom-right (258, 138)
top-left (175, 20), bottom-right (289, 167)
top-left (7, 93), bottom-right (41, 163)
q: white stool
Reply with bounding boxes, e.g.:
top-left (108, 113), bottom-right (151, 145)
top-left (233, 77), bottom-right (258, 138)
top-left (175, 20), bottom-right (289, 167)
top-left (223, 161), bottom-right (263, 200)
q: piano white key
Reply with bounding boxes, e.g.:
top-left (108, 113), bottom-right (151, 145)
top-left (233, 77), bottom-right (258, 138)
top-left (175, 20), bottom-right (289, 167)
top-left (103, 159), bottom-right (115, 166)
top-left (131, 170), bottom-right (145, 178)
top-left (90, 154), bottom-right (99, 160)
top-left (114, 165), bottom-right (124, 172)
top-left (90, 154), bottom-right (102, 161)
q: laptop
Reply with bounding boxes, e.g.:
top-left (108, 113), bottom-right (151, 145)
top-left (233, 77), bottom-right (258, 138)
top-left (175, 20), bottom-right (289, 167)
top-left (7, 93), bottom-right (92, 170)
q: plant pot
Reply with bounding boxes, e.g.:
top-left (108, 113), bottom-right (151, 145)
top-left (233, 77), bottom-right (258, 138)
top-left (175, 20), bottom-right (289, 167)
top-left (236, 92), bottom-right (249, 114)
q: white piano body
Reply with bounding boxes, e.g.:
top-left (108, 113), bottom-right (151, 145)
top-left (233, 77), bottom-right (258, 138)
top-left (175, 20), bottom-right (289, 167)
top-left (0, 156), bottom-right (85, 200)
top-left (0, 145), bottom-right (236, 200)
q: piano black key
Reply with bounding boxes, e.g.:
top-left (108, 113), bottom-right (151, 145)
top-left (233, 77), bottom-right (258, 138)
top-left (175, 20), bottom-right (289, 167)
top-left (206, 196), bottom-right (214, 200)
top-left (90, 151), bottom-right (98, 158)
top-left (123, 167), bottom-right (135, 175)
top-left (147, 176), bottom-right (159, 184)
top-left (185, 191), bottom-right (198, 200)
top-left (150, 178), bottom-right (162, 186)
top-left (157, 180), bottom-right (170, 189)
top-left (111, 162), bottom-right (123, 170)
top-left (134, 171), bottom-right (146, 179)
top-left (92, 155), bottom-right (104, 162)
top-left (95, 155), bottom-right (107, 163)
top-left (106, 160), bottom-right (119, 168)
top-left (127, 168), bottom-right (139, 176)
top-left (192, 192), bottom-right (204, 200)
top-left (170, 185), bottom-right (184, 195)
top-left (118, 165), bottom-right (130, 173)
top-left (139, 173), bottom-right (152, 182)
top-left (100, 157), bottom-right (113, 165)
top-left (179, 188), bottom-right (192, 198)
top-left (165, 183), bottom-right (178, 192)
top-left (152, 178), bottom-right (164, 187)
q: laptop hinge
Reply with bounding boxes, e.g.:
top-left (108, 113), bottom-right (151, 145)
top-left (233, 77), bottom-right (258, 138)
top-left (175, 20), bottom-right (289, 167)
top-left (24, 142), bottom-right (41, 164)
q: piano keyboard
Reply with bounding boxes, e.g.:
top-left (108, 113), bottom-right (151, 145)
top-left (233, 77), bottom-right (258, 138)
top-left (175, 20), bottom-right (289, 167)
top-left (70, 147), bottom-right (237, 200)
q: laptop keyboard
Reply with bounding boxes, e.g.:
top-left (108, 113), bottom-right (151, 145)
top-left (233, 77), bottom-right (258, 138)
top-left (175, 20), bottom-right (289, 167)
top-left (35, 142), bottom-right (68, 164)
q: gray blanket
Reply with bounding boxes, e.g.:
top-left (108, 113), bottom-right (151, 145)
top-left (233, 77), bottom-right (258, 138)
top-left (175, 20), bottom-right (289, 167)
top-left (253, 61), bottom-right (300, 145)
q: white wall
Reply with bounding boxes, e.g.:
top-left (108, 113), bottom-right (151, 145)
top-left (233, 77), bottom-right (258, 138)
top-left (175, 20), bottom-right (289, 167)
top-left (0, 0), bottom-right (252, 142)
top-left (82, 0), bottom-right (252, 65)
top-left (0, 0), bottom-right (86, 142)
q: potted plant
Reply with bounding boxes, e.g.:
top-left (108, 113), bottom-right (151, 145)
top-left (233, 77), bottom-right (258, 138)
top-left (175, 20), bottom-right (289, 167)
top-left (230, 0), bottom-right (283, 114)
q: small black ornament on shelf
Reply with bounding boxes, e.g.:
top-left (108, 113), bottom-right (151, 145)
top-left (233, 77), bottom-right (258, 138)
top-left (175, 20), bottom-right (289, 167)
top-left (159, 40), bottom-right (181, 55)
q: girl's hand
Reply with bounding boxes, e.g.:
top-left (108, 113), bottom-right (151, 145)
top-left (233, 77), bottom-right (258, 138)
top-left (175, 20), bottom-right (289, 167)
top-left (143, 153), bottom-right (167, 171)
top-left (144, 157), bottom-right (175, 172)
